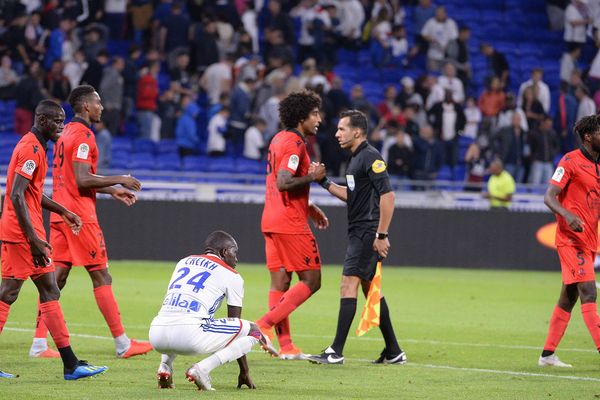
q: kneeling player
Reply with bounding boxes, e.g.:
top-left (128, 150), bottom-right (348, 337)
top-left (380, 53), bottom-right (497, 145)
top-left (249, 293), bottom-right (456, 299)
top-left (149, 231), bottom-right (277, 391)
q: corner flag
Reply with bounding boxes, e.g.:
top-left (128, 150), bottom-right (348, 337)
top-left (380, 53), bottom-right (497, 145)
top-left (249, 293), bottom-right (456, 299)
top-left (356, 261), bottom-right (382, 336)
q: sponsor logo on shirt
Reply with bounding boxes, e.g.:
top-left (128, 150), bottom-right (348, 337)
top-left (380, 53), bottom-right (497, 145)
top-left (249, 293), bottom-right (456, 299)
top-left (21, 160), bottom-right (36, 176)
top-left (288, 154), bottom-right (299, 171)
top-left (372, 159), bottom-right (387, 173)
top-left (551, 166), bottom-right (565, 183)
top-left (346, 174), bottom-right (355, 191)
top-left (77, 143), bottom-right (90, 160)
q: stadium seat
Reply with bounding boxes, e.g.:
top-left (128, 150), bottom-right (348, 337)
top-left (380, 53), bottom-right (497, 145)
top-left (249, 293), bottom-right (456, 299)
top-left (155, 154), bottom-right (181, 171)
top-left (206, 157), bottom-right (237, 174)
top-left (112, 137), bottom-right (133, 152)
top-left (182, 155), bottom-right (209, 172)
top-left (156, 139), bottom-right (178, 155)
top-left (133, 138), bottom-right (156, 154)
top-left (129, 153), bottom-right (155, 170)
top-left (235, 158), bottom-right (264, 174)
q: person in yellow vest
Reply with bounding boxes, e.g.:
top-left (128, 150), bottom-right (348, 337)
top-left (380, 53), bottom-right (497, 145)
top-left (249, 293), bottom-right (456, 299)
top-left (484, 159), bottom-right (516, 209)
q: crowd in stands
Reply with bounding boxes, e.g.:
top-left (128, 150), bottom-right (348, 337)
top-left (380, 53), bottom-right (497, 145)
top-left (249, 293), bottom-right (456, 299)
top-left (0, 0), bottom-right (599, 185)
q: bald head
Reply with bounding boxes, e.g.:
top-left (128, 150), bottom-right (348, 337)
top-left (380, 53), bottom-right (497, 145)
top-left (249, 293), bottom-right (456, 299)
top-left (35, 99), bottom-right (63, 118)
top-left (204, 231), bottom-right (239, 267)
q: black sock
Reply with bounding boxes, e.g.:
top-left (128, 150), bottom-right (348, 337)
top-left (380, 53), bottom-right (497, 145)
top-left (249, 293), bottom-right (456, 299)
top-left (379, 297), bottom-right (401, 355)
top-left (58, 346), bottom-right (79, 372)
top-left (331, 298), bottom-right (357, 355)
top-left (541, 350), bottom-right (554, 357)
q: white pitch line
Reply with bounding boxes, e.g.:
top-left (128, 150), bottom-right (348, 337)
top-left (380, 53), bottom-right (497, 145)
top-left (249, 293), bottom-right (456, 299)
top-left (5, 327), bottom-right (600, 383)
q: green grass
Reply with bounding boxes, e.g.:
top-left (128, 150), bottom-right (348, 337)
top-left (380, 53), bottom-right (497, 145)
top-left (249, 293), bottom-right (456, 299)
top-left (2, 262), bottom-right (600, 399)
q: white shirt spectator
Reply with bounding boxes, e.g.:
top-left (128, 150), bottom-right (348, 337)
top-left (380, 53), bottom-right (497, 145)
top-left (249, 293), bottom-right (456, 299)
top-left (243, 126), bottom-right (265, 160)
top-left (391, 37), bottom-right (408, 57)
top-left (207, 112), bottom-right (228, 153)
top-left (202, 61), bottom-right (232, 105)
top-left (577, 95), bottom-right (596, 121)
top-left (63, 58), bottom-right (88, 89)
top-left (441, 102), bottom-right (458, 141)
top-left (258, 96), bottom-right (281, 140)
top-left (560, 52), bottom-right (577, 83)
top-left (438, 75), bottom-right (464, 104)
top-left (564, 2), bottom-right (589, 43)
top-left (426, 83), bottom-right (445, 110)
top-left (105, 0), bottom-right (127, 13)
top-left (293, 2), bottom-right (331, 46)
top-left (590, 49), bottom-right (600, 79)
top-left (464, 104), bottom-right (482, 139)
top-left (421, 17), bottom-right (458, 62)
top-left (517, 79), bottom-right (551, 113)
top-left (372, 20), bottom-right (392, 46)
top-left (497, 108), bottom-right (529, 132)
top-left (336, 0), bottom-right (365, 40)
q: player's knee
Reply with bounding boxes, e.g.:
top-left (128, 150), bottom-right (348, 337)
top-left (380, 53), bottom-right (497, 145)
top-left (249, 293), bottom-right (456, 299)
top-left (0, 287), bottom-right (20, 305)
top-left (39, 284), bottom-right (61, 303)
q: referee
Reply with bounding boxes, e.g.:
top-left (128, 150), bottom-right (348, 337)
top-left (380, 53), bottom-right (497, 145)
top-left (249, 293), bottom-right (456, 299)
top-left (307, 110), bottom-right (406, 365)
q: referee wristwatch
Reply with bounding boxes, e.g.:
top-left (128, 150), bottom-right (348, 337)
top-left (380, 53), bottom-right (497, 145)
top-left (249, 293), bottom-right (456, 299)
top-left (376, 232), bottom-right (388, 240)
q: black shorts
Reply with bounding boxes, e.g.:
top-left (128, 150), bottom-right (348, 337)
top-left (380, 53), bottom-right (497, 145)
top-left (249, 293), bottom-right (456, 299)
top-left (343, 230), bottom-right (379, 281)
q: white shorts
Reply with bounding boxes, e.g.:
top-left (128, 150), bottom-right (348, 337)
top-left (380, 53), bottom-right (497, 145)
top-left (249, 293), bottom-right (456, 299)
top-left (149, 317), bottom-right (252, 355)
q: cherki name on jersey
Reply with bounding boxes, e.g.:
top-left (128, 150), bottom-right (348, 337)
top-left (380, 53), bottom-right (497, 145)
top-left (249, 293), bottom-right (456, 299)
top-left (184, 257), bottom-right (219, 270)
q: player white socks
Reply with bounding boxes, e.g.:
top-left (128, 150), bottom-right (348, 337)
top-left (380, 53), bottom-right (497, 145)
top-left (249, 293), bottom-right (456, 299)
top-left (29, 337), bottom-right (49, 356)
top-left (115, 333), bottom-right (131, 355)
top-left (197, 336), bottom-right (259, 372)
top-left (161, 353), bottom-right (176, 370)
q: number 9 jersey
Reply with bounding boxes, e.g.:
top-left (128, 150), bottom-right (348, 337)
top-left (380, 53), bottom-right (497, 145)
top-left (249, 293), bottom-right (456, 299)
top-left (155, 254), bottom-right (244, 321)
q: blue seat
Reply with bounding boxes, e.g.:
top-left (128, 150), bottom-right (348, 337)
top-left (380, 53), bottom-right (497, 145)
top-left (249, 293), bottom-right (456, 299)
top-left (111, 137), bottom-right (132, 152)
top-left (133, 138), bottom-right (156, 154)
top-left (182, 156), bottom-right (209, 172)
top-left (129, 153), bottom-right (155, 170)
top-left (155, 154), bottom-right (180, 170)
top-left (235, 158), bottom-right (264, 174)
top-left (206, 157), bottom-right (237, 173)
top-left (156, 139), bottom-right (178, 155)
top-left (437, 166), bottom-right (452, 181)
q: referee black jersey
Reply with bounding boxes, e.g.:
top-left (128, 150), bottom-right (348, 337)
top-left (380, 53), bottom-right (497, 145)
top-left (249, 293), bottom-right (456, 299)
top-left (345, 141), bottom-right (392, 231)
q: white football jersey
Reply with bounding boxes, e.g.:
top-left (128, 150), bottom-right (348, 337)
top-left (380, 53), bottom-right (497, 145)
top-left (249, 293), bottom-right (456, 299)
top-left (157, 254), bottom-right (244, 319)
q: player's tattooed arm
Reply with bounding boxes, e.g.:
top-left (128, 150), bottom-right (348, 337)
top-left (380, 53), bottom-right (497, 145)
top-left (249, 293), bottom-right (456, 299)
top-left (276, 165), bottom-right (325, 192)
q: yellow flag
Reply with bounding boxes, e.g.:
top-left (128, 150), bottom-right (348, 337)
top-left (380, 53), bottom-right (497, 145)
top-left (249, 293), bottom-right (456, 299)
top-left (356, 261), bottom-right (382, 336)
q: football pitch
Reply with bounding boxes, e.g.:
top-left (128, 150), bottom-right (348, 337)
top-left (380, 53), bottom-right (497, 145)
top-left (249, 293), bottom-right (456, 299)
top-left (1, 261), bottom-right (600, 399)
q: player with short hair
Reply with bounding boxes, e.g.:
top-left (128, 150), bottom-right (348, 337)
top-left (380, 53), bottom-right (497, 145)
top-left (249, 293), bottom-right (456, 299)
top-left (29, 85), bottom-right (152, 359)
top-left (149, 231), bottom-right (278, 391)
top-left (539, 114), bottom-right (600, 367)
top-left (0, 100), bottom-right (107, 379)
top-left (308, 109), bottom-right (406, 365)
top-left (256, 90), bottom-right (329, 359)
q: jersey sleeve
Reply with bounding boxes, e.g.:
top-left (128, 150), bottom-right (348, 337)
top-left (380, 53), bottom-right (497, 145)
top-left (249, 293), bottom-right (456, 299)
top-left (14, 144), bottom-right (42, 181)
top-left (225, 274), bottom-right (244, 307)
top-left (277, 137), bottom-right (304, 175)
top-left (365, 151), bottom-right (393, 195)
top-left (71, 131), bottom-right (97, 164)
top-left (549, 155), bottom-right (572, 190)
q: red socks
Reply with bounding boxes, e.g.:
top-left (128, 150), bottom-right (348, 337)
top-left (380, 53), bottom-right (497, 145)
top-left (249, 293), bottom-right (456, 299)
top-left (0, 301), bottom-right (10, 333)
top-left (260, 282), bottom-right (312, 328)
top-left (581, 302), bottom-right (600, 351)
top-left (34, 299), bottom-right (49, 338)
top-left (543, 306), bottom-right (571, 352)
top-left (94, 285), bottom-right (125, 338)
top-left (39, 300), bottom-right (70, 348)
top-left (269, 290), bottom-right (292, 348)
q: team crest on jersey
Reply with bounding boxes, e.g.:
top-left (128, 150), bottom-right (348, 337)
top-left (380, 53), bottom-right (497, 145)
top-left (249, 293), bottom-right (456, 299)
top-left (77, 143), bottom-right (90, 160)
top-left (551, 166), bottom-right (565, 183)
top-left (21, 160), bottom-right (36, 176)
top-left (372, 159), bottom-right (386, 173)
top-left (288, 154), bottom-right (299, 171)
top-left (346, 174), bottom-right (355, 191)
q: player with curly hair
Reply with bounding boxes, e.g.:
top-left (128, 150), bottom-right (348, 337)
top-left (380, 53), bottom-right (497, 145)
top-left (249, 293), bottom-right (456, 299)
top-left (256, 90), bottom-right (329, 359)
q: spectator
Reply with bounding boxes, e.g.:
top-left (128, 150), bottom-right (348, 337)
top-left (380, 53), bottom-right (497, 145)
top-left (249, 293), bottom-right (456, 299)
top-left (95, 119), bottom-right (112, 170)
top-left (159, 2), bottom-right (191, 56)
top-left (464, 96), bottom-right (482, 139)
top-left (14, 60), bottom-right (45, 135)
top-left (136, 61), bottom-right (161, 142)
top-left (158, 89), bottom-right (178, 140)
top-left (128, 0), bottom-right (154, 44)
top-left (0, 55), bottom-right (18, 99)
top-left (478, 76), bottom-right (506, 118)
top-left (169, 51), bottom-right (195, 104)
top-left (201, 54), bottom-right (234, 105)
top-left (63, 49), bottom-right (87, 90)
top-left (259, 0), bottom-right (295, 45)
top-left (464, 142), bottom-right (486, 190)
top-left (420, 6), bottom-right (458, 72)
top-left (336, 0), bottom-right (364, 48)
top-left (44, 60), bottom-right (71, 103)
top-left (228, 76), bottom-right (257, 155)
top-left (103, 0), bottom-right (127, 40)
top-left (258, 82), bottom-right (286, 140)
top-left (395, 76), bottom-right (423, 109)
top-left (390, 25), bottom-right (408, 64)
top-left (547, 0), bottom-right (569, 31)
top-left (122, 44), bottom-right (143, 120)
top-left (387, 128), bottom-right (414, 179)
top-left (81, 23), bottom-right (109, 62)
top-left (263, 28), bottom-right (294, 68)
top-left (483, 159), bottom-right (516, 209)
top-left (24, 11), bottom-right (47, 61)
top-left (292, 0), bottom-right (331, 63)
top-left (322, 4), bottom-right (341, 66)
top-left (438, 62), bottom-right (465, 104)
top-left (497, 92), bottom-right (529, 132)
top-left (80, 49), bottom-right (109, 91)
top-left (428, 90), bottom-right (466, 167)
top-left (370, 8), bottom-right (392, 67)
top-left (575, 84), bottom-right (596, 122)
top-left (402, 104), bottom-right (421, 138)
top-left (480, 43), bottom-right (509, 89)
top-left (175, 95), bottom-right (201, 157)
top-left (555, 81), bottom-right (578, 152)
top-left (517, 68), bottom-right (551, 113)
top-left (207, 106), bottom-right (230, 156)
top-left (446, 26), bottom-right (471, 88)
top-left (564, 0), bottom-right (590, 49)
top-left (409, 0), bottom-right (436, 58)
top-left (350, 84), bottom-right (379, 125)
top-left (243, 117), bottom-right (266, 160)
top-left (378, 85), bottom-right (398, 117)
top-left (99, 56), bottom-right (125, 136)
top-left (521, 86), bottom-right (545, 132)
top-left (528, 115), bottom-right (560, 184)
top-left (560, 46), bottom-right (581, 84)
top-left (412, 124), bottom-right (444, 181)
top-left (190, 18), bottom-right (220, 74)
top-left (327, 76), bottom-right (351, 117)
top-left (4, 10), bottom-right (32, 69)
top-left (492, 112), bottom-right (527, 183)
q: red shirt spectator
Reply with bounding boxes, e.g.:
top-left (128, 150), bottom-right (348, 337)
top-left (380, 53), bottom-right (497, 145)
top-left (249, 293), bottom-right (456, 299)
top-left (136, 62), bottom-right (160, 111)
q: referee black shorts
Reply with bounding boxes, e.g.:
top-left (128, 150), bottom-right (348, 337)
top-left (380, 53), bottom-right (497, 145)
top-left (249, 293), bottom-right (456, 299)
top-left (342, 230), bottom-right (379, 281)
